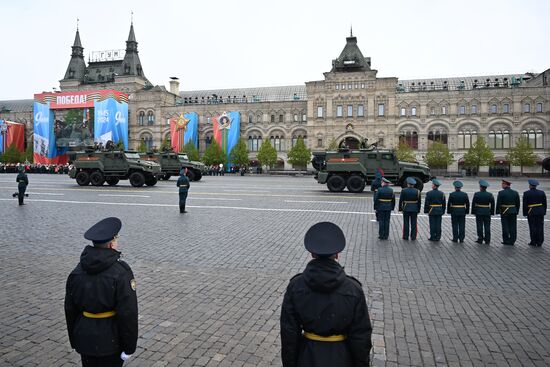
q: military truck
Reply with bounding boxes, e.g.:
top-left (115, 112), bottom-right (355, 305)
top-left (69, 150), bottom-right (162, 187)
top-left (139, 151), bottom-right (207, 181)
top-left (312, 148), bottom-right (431, 193)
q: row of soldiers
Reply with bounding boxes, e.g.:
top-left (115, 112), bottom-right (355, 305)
top-left (373, 177), bottom-right (547, 246)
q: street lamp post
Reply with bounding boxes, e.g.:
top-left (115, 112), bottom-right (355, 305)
top-left (0, 123), bottom-right (8, 156)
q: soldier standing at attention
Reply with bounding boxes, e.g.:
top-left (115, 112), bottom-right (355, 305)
top-left (471, 180), bottom-right (495, 244)
top-left (16, 166), bottom-right (29, 205)
top-left (281, 222), bottom-right (372, 367)
top-left (65, 217), bottom-right (138, 367)
top-left (446, 180), bottom-right (469, 243)
top-left (424, 179), bottom-right (446, 241)
top-left (522, 179), bottom-right (547, 247)
top-left (496, 179), bottom-right (520, 245)
top-left (177, 168), bottom-right (190, 213)
top-left (398, 177), bottom-right (422, 241)
top-left (374, 177), bottom-right (395, 240)
top-left (371, 170), bottom-right (382, 222)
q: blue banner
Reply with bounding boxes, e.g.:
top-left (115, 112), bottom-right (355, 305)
top-left (94, 98), bottom-right (129, 149)
top-left (33, 102), bottom-right (57, 158)
top-left (226, 111), bottom-right (240, 164)
top-left (183, 112), bottom-right (199, 148)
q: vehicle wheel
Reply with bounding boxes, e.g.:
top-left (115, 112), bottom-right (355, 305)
top-left (145, 175), bottom-right (158, 186)
top-left (327, 175), bottom-right (346, 192)
top-left (90, 171), bottom-right (105, 186)
top-left (194, 172), bottom-right (202, 181)
top-left (106, 177), bottom-right (119, 186)
top-left (129, 172), bottom-right (145, 187)
top-left (163, 174), bottom-right (171, 181)
top-left (186, 169), bottom-right (196, 181)
top-left (75, 171), bottom-right (90, 186)
top-left (411, 176), bottom-right (424, 192)
top-left (346, 175), bottom-right (365, 193)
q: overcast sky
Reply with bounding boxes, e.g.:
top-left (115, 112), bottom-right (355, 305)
top-left (1, 0), bottom-right (548, 100)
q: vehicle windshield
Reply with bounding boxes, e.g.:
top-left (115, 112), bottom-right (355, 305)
top-left (178, 154), bottom-right (189, 161)
top-left (124, 152), bottom-right (141, 159)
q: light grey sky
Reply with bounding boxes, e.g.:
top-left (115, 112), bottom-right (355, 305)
top-left (1, 0), bottom-right (549, 100)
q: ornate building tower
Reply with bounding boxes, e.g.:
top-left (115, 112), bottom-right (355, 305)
top-left (59, 27), bottom-right (87, 89)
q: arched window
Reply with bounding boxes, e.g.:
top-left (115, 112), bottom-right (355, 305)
top-left (292, 133), bottom-right (307, 148)
top-left (138, 111), bottom-right (145, 126)
top-left (411, 107), bottom-right (417, 116)
top-left (488, 130), bottom-right (509, 149)
top-left (458, 130), bottom-right (478, 149)
top-left (248, 134), bottom-right (262, 152)
top-left (147, 111), bottom-right (155, 125)
top-left (536, 103), bottom-right (543, 113)
top-left (400, 107), bottom-right (406, 116)
top-left (490, 104), bottom-right (497, 114)
top-left (428, 128), bottom-right (448, 146)
top-left (205, 135), bottom-right (213, 150)
top-left (140, 133), bottom-right (153, 150)
top-left (270, 135), bottom-right (283, 151)
top-left (399, 130), bottom-right (418, 149)
top-left (471, 104), bottom-right (478, 114)
top-left (523, 103), bottom-right (531, 113)
top-left (522, 129), bottom-right (544, 148)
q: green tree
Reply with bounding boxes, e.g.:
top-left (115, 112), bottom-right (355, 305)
top-left (462, 136), bottom-right (494, 172)
top-left (506, 136), bottom-right (537, 175)
top-left (24, 144), bottom-right (34, 163)
top-left (160, 137), bottom-right (172, 152)
top-left (257, 139), bottom-right (277, 170)
top-left (287, 137), bottom-right (311, 169)
top-left (116, 141), bottom-right (125, 151)
top-left (424, 142), bottom-right (453, 169)
top-left (137, 140), bottom-right (147, 153)
top-left (184, 141), bottom-right (200, 162)
top-left (395, 141), bottom-right (416, 162)
top-left (327, 138), bottom-right (339, 151)
top-left (1, 143), bottom-right (22, 163)
top-left (201, 139), bottom-right (225, 166)
top-left (230, 138), bottom-right (250, 167)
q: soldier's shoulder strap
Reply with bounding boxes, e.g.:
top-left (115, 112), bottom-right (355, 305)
top-left (346, 275), bottom-right (363, 287)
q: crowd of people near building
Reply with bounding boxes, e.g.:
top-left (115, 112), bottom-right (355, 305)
top-left (0, 162), bottom-right (71, 174)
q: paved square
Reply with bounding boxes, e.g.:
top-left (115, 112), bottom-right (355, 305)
top-left (1, 174), bottom-right (549, 366)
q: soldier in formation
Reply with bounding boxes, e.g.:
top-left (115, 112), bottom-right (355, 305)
top-left (177, 168), bottom-right (190, 213)
top-left (424, 179), bottom-right (446, 241)
top-left (280, 222), bottom-right (372, 367)
top-left (522, 179), bottom-right (547, 247)
top-left (16, 165), bottom-right (29, 205)
top-left (496, 179), bottom-right (520, 245)
top-left (398, 177), bottom-right (421, 241)
top-left (374, 177), bottom-right (395, 240)
top-left (65, 217), bottom-right (138, 367)
top-left (446, 180), bottom-right (470, 243)
top-left (471, 180), bottom-right (495, 244)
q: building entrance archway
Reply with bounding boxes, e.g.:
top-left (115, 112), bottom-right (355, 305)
top-left (340, 137), bottom-right (360, 149)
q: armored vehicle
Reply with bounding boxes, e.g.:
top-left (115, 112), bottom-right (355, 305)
top-left (69, 150), bottom-right (162, 187)
top-left (312, 148), bottom-right (431, 193)
top-left (139, 151), bottom-right (207, 181)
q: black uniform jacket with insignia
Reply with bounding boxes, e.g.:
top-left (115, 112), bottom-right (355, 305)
top-left (424, 189), bottom-right (446, 216)
top-left (447, 191), bottom-right (470, 215)
top-left (65, 246), bottom-right (138, 357)
top-left (496, 187), bottom-right (520, 216)
top-left (398, 187), bottom-right (421, 213)
top-left (471, 190), bottom-right (495, 216)
top-left (281, 258), bottom-right (372, 367)
top-left (522, 188), bottom-right (547, 216)
top-left (177, 175), bottom-right (190, 193)
top-left (374, 186), bottom-right (395, 211)
top-left (16, 172), bottom-right (28, 188)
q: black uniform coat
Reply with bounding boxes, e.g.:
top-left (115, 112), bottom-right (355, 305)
top-left (16, 172), bottom-right (28, 188)
top-left (374, 186), bottom-right (396, 211)
top-left (522, 188), bottom-right (547, 217)
top-left (65, 246), bottom-right (138, 357)
top-left (177, 175), bottom-right (190, 203)
top-left (281, 258), bottom-right (372, 367)
top-left (471, 190), bottom-right (495, 216)
top-left (424, 189), bottom-right (446, 215)
top-left (447, 191), bottom-right (470, 215)
top-left (496, 187), bottom-right (520, 215)
top-left (398, 187), bottom-right (421, 213)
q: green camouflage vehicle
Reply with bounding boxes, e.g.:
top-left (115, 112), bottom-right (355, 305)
top-left (312, 148), bottom-right (431, 193)
top-left (69, 150), bottom-right (162, 187)
top-left (139, 151), bottom-right (206, 181)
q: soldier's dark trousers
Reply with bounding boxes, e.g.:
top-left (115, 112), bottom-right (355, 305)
top-left (475, 215), bottom-right (491, 243)
top-left (378, 211), bottom-right (391, 239)
top-left (429, 215), bottom-right (442, 240)
top-left (18, 186), bottom-right (26, 205)
top-left (527, 215), bottom-right (544, 246)
top-left (402, 212), bottom-right (417, 240)
top-left (451, 215), bottom-right (466, 241)
top-left (500, 215), bottom-right (517, 245)
top-left (81, 354), bottom-right (123, 367)
top-left (179, 193), bottom-right (188, 213)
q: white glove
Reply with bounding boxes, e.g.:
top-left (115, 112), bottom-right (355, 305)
top-left (120, 352), bottom-right (132, 361)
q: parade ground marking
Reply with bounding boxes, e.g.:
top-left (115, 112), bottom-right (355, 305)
top-left (98, 194), bottom-right (151, 198)
top-left (2, 198), bottom-right (548, 221)
top-left (26, 192), bottom-right (65, 196)
top-left (284, 200), bottom-right (348, 204)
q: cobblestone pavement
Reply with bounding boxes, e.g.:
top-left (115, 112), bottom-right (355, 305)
top-left (0, 174), bottom-right (549, 367)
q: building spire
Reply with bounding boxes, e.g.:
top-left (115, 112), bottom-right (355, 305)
top-left (350, 24), bottom-right (353, 37)
top-left (77, 17), bottom-right (79, 31)
top-left (131, 11), bottom-right (133, 25)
